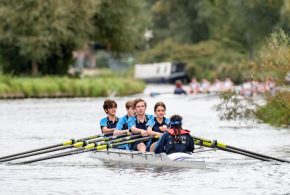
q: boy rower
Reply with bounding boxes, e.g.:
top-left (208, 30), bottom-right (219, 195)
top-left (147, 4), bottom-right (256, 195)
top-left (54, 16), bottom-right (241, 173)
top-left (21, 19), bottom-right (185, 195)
top-left (100, 99), bottom-right (119, 136)
top-left (113, 100), bottom-right (136, 150)
top-left (128, 98), bottom-right (153, 152)
top-left (114, 100), bottom-right (136, 135)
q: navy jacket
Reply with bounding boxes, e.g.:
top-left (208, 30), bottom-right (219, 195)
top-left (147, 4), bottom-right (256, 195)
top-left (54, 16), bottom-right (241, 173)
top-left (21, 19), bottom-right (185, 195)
top-left (154, 129), bottom-right (194, 154)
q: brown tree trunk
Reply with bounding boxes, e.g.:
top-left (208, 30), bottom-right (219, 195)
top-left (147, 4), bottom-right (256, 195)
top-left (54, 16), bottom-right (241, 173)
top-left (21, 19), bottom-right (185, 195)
top-left (31, 60), bottom-right (38, 76)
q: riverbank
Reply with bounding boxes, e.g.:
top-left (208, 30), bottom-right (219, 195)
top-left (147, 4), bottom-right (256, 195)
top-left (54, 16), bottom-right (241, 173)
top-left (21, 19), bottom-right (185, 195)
top-left (0, 76), bottom-right (145, 99)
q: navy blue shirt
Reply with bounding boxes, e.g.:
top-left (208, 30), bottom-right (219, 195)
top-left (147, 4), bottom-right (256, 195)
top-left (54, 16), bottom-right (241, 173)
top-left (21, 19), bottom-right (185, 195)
top-left (146, 117), bottom-right (170, 133)
top-left (100, 117), bottom-right (119, 136)
top-left (128, 114), bottom-right (154, 134)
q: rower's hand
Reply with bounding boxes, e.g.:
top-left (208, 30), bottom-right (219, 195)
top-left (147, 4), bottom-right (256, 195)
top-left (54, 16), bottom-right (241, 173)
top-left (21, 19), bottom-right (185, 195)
top-left (159, 125), bottom-right (167, 132)
top-left (140, 130), bottom-right (148, 136)
top-left (156, 132), bottom-right (163, 138)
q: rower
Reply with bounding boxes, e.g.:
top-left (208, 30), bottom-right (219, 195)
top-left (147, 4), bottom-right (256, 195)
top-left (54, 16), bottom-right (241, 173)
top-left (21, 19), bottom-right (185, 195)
top-left (174, 80), bottom-right (187, 95)
top-left (154, 115), bottom-right (195, 154)
top-left (147, 102), bottom-right (170, 152)
top-left (113, 100), bottom-right (136, 150)
top-left (99, 99), bottom-right (119, 136)
top-left (128, 98), bottom-right (153, 152)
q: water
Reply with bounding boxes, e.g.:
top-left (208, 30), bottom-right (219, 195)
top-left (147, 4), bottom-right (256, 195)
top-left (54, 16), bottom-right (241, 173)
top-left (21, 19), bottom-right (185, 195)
top-left (0, 84), bottom-right (290, 195)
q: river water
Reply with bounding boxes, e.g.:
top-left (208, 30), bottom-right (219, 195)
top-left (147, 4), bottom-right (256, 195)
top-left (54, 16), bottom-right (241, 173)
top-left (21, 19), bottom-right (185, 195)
top-left (0, 84), bottom-right (289, 195)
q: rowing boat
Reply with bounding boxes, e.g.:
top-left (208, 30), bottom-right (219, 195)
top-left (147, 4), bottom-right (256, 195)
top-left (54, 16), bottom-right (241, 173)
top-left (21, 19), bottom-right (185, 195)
top-left (90, 149), bottom-right (206, 169)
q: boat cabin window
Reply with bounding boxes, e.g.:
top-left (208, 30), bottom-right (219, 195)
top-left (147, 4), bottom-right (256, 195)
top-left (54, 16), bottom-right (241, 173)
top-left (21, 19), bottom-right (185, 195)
top-left (171, 64), bottom-right (185, 73)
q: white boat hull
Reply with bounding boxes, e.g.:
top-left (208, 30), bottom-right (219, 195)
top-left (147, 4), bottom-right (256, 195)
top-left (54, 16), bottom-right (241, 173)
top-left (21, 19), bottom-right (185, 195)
top-left (90, 149), bottom-right (206, 169)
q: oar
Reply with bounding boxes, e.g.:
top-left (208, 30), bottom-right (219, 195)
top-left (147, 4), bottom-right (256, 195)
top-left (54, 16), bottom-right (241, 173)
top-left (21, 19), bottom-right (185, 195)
top-left (0, 133), bottom-right (130, 162)
top-left (0, 133), bottom-right (111, 161)
top-left (13, 135), bottom-right (149, 165)
top-left (193, 140), bottom-right (270, 161)
top-left (193, 136), bottom-right (290, 163)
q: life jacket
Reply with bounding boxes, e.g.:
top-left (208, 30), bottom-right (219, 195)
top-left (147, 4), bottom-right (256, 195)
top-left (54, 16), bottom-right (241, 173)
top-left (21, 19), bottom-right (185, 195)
top-left (167, 128), bottom-right (190, 135)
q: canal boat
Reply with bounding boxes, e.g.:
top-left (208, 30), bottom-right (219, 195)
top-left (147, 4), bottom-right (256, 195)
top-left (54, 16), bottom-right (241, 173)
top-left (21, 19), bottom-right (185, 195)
top-left (90, 149), bottom-right (206, 169)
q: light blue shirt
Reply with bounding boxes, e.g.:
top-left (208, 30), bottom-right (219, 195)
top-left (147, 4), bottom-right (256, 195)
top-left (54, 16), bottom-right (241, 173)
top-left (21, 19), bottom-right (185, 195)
top-left (116, 115), bottom-right (129, 130)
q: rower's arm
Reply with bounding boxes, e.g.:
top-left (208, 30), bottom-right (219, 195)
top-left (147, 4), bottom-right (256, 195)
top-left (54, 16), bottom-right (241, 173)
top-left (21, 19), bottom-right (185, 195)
top-left (113, 129), bottom-right (128, 135)
top-left (147, 126), bottom-right (161, 137)
top-left (101, 127), bottom-right (115, 134)
top-left (131, 126), bottom-right (143, 134)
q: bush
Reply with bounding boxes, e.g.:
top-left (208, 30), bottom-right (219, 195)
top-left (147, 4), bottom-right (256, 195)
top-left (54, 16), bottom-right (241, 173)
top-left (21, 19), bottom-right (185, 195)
top-left (256, 92), bottom-right (290, 126)
top-left (0, 76), bottom-right (145, 98)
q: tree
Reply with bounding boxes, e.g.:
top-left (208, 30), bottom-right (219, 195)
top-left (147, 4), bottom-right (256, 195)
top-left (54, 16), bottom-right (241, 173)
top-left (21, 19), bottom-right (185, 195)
top-left (0, 0), bottom-right (147, 75)
top-left (148, 0), bottom-right (209, 46)
top-left (198, 0), bottom-right (283, 59)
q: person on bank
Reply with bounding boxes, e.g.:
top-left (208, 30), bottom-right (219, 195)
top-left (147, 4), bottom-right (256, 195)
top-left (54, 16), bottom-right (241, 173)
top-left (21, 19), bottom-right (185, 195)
top-left (128, 98), bottom-right (153, 152)
top-left (147, 102), bottom-right (170, 152)
top-left (100, 99), bottom-right (119, 136)
top-left (154, 115), bottom-right (195, 154)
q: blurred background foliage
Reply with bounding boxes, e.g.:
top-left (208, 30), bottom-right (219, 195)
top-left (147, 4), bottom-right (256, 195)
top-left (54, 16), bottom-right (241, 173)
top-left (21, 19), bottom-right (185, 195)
top-left (0, 0), bottom-right (290, 84)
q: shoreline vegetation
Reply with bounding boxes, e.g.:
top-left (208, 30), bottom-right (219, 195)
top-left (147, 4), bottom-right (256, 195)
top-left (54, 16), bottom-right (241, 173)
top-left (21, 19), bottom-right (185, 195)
top-left (0, 76), bottom-right (145, 99)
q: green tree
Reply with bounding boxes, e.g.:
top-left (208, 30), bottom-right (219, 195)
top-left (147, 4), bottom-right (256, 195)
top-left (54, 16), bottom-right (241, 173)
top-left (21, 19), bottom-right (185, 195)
top-left (0, 0), bottom-right (147, 75)
top-left (198, 0), bottom-right (282, 59)
top-left (148, 0), bottom-right (209, 46)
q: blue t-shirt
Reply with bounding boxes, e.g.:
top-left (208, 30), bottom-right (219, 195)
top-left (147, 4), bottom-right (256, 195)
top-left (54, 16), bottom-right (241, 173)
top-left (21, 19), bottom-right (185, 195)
top-left (128, 114), bottom-right (154, 133)
top-left (146, 117), bottom-right (170, 133)
top-left (116, 115), bottom-right (129, 130)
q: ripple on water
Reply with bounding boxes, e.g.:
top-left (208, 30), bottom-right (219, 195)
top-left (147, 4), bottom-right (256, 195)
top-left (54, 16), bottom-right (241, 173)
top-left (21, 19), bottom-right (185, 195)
top-left (1, 89), bottom-right (290, 195)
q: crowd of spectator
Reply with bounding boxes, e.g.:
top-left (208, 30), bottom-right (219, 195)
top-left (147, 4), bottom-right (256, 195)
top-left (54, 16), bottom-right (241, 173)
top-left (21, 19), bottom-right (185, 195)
top-left (187, 77), bottom-right (276, 97)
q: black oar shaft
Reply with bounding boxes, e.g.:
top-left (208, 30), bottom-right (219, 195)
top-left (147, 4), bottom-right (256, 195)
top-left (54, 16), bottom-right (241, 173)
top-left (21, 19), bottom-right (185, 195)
top-left (15, 148), bottom-right (86, 164)
top-left (193, 136), bottom-right (290, 163)
top-left (1, 134), bottom-right (130, 163)
top-left (226, 145), bottom-right (290, 163)
top-left (15, 136), bottom-right (149, 165)
top-left (218, 147), bottom-right (270, 161)
top-left (0, 134), bottom-right (108, 161)
top-left (0, 143), bottom-right (62, 160)
top-left (0, 145), bottom-right (72, 162)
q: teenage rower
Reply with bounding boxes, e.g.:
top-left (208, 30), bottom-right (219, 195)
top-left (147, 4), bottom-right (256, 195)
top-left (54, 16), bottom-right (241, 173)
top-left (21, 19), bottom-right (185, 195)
top-left (114, 100), bottom-right (136, 135)
top-left (128, 98), bottom-right (153, 152)
top-left (100, 99), bottom-right (119, 136)
top-left (154, 115), bottom-right (195, 154)
top-left (147, 102), bottom-right (170, 152)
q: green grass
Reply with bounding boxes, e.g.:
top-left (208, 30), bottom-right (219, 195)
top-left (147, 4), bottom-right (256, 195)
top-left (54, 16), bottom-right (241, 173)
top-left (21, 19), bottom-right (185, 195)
top-left (0, 75), bottom-right (145, 98)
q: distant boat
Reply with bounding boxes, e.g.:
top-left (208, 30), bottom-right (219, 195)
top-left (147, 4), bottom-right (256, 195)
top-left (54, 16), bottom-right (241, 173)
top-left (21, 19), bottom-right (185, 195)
top-left (134, 62), bottom-right (189, 83)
